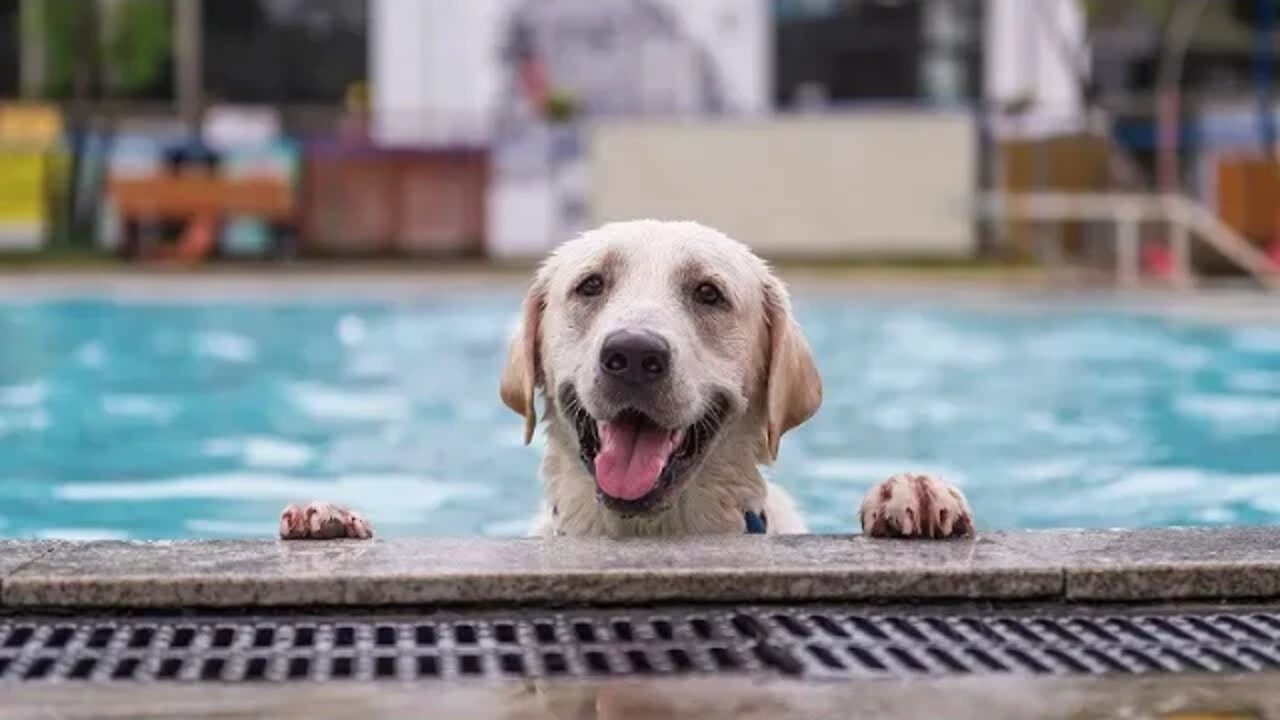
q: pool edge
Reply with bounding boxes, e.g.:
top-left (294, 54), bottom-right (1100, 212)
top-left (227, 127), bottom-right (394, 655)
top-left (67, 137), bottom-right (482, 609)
top-left (3, 528), bottom-right (1280, 609)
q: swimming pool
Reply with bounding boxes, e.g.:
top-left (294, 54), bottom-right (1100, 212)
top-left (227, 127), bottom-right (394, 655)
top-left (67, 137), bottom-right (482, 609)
top-left (1, 291), bottom-right (1277, 540)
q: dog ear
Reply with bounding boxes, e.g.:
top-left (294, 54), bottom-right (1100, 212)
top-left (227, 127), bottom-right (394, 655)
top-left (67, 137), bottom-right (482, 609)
top-left (763, 277), bottom-right (822, 461)
top-left (500, 282), bottom-right (546, 445)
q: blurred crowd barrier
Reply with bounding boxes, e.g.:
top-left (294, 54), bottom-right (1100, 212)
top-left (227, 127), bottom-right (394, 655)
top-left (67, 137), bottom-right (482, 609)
top-left (589, 111), bottom-right (978, 259)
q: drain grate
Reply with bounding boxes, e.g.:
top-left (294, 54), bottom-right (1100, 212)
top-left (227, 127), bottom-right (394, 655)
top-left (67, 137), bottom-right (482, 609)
top-left (4, 605), bottom-right (1280, 683)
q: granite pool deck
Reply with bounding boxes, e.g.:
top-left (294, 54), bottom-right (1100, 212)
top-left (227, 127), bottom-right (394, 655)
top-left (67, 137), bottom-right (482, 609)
top-left (4, 528), bottom-right (1280, 719)
top-left (1, 527), bottom-right (1279, 608)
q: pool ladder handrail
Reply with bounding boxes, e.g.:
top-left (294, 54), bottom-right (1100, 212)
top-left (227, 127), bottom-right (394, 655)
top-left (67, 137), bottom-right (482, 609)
top-left (979, 192), bottom-right (1280, 291)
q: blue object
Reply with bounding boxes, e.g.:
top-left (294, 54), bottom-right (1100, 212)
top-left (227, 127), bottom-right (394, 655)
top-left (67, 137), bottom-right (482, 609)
top-left (744, 510), bottom-right (768, 534)
top-left (1256, 0), bottom-right (1278, 153)
top-left (1, 295), bottom-right (1278, 540)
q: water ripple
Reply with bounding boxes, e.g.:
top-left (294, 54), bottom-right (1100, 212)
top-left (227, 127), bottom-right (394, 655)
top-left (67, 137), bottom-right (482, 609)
top-left (0, 296), bottom-right (1276, 538)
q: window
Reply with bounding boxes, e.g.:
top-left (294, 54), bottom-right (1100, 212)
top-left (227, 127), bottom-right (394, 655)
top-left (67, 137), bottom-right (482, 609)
top-left (773, 0), bottom-right (983, 108)
top-left (202, 0), bottom-right (367, 103)
top-left (0, 0), bottom-right (21, 97)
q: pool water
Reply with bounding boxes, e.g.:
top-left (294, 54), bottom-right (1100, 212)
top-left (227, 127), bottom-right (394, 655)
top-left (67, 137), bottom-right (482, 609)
top-left (1, 294), bottom-right (1278, 540)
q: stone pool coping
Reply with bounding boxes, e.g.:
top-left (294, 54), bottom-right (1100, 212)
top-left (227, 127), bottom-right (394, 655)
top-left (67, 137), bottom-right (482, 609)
top-left (1, 528), bottom-right (1279, 609)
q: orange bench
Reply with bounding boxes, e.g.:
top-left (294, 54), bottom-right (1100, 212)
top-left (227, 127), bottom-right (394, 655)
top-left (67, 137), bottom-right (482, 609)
top-left (108, 174), bottom-right (296, 264)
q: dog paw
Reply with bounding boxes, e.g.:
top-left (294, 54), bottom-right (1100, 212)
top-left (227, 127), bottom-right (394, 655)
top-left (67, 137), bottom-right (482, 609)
top-left (279, 502), bottom-right (373, 540)
top-left (859, 473), bottom-right (974, 539)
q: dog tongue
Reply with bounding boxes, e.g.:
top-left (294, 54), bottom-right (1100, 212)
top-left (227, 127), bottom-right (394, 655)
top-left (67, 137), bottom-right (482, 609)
top-left (594, 418), bottom-right (681, 501)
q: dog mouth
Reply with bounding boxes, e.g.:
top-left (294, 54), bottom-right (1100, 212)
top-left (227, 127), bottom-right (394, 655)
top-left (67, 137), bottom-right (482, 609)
top-left (561, 386), bottom-right (730, 515)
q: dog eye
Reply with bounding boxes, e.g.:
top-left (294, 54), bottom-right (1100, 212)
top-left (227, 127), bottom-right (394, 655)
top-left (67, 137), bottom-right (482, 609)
top-left (575, 273), bottom-right (605, 297)
top-left (694, 282), bottom-right (725, 306)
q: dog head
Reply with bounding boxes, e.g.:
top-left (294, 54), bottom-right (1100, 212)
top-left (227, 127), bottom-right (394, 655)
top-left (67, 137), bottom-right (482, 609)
top-left (501, 220), bottom-right (821, 516)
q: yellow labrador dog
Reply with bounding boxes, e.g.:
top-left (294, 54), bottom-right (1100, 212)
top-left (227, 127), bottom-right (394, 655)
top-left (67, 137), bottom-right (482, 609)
top-left (281, 220), bottom-right (973, 540)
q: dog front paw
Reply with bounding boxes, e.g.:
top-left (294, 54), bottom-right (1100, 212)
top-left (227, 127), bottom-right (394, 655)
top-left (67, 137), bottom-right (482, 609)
top-left (279, 502), bottom-right (373, 540)
top-left (859, 473), bottom-right (974, 539)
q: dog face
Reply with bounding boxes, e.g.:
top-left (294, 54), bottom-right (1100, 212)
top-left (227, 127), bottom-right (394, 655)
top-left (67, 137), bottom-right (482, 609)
top-left (501, 220), bottom-right (821, 516)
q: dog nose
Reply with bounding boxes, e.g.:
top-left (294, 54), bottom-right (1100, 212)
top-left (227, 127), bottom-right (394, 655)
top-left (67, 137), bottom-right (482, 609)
top-left (600, 330), bottom-right (671, 385)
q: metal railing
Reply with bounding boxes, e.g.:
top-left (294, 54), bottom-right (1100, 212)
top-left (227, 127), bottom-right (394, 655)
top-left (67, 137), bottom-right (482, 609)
top-left (981, 192), bottom-right (1280, 291)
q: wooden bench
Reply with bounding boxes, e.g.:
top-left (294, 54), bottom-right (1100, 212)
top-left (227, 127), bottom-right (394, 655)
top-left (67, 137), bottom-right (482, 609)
top-left (108, 174), bottom-right (296, 263)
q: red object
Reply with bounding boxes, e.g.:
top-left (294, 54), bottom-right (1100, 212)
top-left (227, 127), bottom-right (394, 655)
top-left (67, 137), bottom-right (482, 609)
top-left (145, 213), bottom-right (219, 265)
top-left (519, 55), bottom-right (550, 111)
top-left (300, 147), bottom-right (489, 256)
top-left (1143, 244), bottom-right (1175, 278)
top-left (1268, 240), bottom-right (1280, 268)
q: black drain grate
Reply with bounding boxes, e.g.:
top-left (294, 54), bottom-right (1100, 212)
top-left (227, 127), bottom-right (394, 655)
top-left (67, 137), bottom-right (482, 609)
top-left (4, 605), bottom-right (1280, 683)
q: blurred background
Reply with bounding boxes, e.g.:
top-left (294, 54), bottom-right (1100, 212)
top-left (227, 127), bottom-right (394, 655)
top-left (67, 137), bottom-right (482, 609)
top-left (0, 0), bottom-right (1277, 269)
top-left (0, 0), bottom-right (1278, 540)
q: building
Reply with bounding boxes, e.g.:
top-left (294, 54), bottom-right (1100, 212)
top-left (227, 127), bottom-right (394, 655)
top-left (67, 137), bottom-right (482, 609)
top-left (0, 0), bottom-right (1090, 259)
top-left (0, 0), bottom-right (366, 112)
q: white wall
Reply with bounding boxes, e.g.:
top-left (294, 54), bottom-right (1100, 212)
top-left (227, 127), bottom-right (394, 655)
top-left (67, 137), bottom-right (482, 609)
top-left (589, 112), bottom-right (977, 259)
top-left (984, 0), bottom-right (1088, 139)
top-left (370, 0), bottom-right (507, 145)
top-left (370, 0), bottom-right (769, 146)
top-left (662, 2), bottom-right (771, 115)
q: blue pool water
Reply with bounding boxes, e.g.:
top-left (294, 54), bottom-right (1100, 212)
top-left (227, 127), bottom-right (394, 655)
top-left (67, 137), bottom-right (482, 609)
top-left (0, 293), bottom-right (1278, 540)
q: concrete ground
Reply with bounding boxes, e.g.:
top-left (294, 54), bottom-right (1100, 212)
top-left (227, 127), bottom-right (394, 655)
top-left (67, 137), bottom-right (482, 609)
top-left (1, 672), bottom-right (1277, 720)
